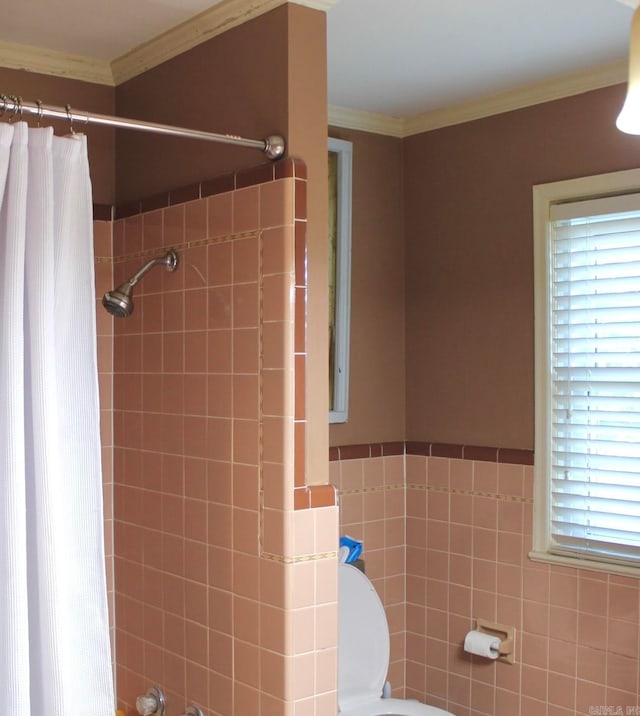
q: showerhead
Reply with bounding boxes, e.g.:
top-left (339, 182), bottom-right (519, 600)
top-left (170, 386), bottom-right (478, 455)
top-left (102, 249), bottom-right (179, 318)
top-left (102, 283), bottom-right (134, 318)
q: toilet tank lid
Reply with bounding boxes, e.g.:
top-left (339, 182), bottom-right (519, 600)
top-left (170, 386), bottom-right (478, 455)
top-left (338, 563), bottom-right (390, 710)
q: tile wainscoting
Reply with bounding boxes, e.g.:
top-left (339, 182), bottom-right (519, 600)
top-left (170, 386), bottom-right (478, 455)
top-left (330, 441), bottom-right (639, 716)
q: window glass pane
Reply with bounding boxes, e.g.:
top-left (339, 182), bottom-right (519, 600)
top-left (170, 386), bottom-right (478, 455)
top-left (548, 200), bottom-right (640, 565)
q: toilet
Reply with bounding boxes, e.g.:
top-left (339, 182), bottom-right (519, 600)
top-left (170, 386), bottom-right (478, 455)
top-left (338, 563), bottom-right (453, 716)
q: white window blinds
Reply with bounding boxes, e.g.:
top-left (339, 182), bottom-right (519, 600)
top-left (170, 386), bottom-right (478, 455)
top-left (547, 193), bottom-right (640, 566)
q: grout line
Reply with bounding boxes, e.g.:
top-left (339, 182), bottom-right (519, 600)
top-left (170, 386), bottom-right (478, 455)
top-left (258, 227), bottom-right (265, 558)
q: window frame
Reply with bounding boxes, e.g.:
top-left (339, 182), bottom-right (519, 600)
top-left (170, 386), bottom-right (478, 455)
top-left (328, 137), bottom-right (353, 424)
top-left (532, 167), bottom-right (640, 578)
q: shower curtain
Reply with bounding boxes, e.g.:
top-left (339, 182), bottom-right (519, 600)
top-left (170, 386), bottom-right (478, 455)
top-left (0, 123), bottom-right (114, 714)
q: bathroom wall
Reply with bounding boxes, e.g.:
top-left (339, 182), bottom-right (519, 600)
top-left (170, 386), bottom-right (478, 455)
top-left (329, 443), bottom-right (406, 693)
top-left (399, 83), bottom-right (640, 713)
top-left (331, 83), bottom-right (640, 716)
top-left (116, 3), bottom-right (330, 488)
top-left (404, 82), bottom-right (637, 450)
top-left (402, 447), bottom-right (640, 716)
top-left (113, 7), bottom-right (291, 205)
top-left (332, 445), bottom-right (640, 716)
top-left (109, 160), bottom-right (338, 716)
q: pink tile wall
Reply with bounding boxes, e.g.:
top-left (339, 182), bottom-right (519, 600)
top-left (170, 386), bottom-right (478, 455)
top-left (331, 444), bottom-right (640, 716)
top-left (406, 454), bottom-right (640, 716)
top-left (330, 447), bottom-right (407, 695)
top-left (105, 162), bottom-right (338, 716)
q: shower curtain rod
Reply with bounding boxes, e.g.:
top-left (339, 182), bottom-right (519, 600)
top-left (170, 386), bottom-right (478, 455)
top-left (0, 94), bottom-right (285, 160)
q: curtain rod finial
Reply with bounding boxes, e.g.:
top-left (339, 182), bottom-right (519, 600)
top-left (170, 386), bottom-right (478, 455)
top-left (264, 135), bottom-right (285, 160)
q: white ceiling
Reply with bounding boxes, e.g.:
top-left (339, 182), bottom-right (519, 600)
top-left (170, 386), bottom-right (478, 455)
top-left (0, 0), bottom-right (636, 125)
top-left (327, 0), bottom-right (633, 119)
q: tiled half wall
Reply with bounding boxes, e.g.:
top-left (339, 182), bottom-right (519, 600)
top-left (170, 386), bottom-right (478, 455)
top-left (93, 158), bottom-right (338, 716)
top-left (330, 442), bottom-right (640, 716)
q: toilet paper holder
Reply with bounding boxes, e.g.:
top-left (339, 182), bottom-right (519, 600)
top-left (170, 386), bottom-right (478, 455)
top-left (474, 619), bottom-right (515, 664)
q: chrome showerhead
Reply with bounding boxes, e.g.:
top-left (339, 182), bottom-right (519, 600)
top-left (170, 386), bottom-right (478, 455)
top-left (102, 249), bottom-right (179, 318)
top-left (102, 283), bottom-right (134, 317)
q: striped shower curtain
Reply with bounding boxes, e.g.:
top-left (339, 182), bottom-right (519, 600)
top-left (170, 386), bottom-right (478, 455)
top-left (0, 122), bottom-right (114, 715)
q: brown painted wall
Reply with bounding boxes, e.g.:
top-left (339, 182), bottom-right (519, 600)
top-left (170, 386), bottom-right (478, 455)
top-left (114, 7), bottom-right (290, 205)
top-left (0, 67), bottom-right (116, 204)
top-left (328, 127), bottom-right (405, 446)
top-left (404, 83), bottom-right (640, 449)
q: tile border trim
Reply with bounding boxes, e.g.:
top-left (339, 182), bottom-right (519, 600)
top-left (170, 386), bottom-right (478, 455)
top-left (95, 229), bottom-right (260, 263)
top-left (337, 481), bottom-right (532, 505)
top-left (331, 441), bottom-right (534, 466)
top-left (91, 158), bottom-right (307, 221)
top-left (411, 483), bottom-right (533, 504)
top-left (261, 548), bottom-right (338, 565)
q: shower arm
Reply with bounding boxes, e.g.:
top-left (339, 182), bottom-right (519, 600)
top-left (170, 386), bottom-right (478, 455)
top-left (122, 249), bottom-right (179, 288)
top-left (126, 259), bottom-right (156, 287)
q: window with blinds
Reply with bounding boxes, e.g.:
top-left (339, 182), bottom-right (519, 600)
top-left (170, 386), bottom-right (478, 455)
top-left (533, 171), bottom-right (640, 575)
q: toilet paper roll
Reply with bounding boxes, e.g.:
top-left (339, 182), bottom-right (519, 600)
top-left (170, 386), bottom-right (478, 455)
top-left (464, 630), bottom-right (501, 659)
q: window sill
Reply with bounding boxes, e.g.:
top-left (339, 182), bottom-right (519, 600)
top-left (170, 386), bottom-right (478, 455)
top-left (529, 550), bottom-right (640, 579)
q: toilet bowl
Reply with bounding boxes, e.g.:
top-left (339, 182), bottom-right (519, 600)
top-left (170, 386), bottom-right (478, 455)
top-left (338, 563), bottom-right (452, 716)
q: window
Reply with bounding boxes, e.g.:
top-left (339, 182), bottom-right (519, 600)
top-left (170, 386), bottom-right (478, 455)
top-left (532, 168), bottom-right (640, 576)
top-left (328, 138), bottom-right (352, 424)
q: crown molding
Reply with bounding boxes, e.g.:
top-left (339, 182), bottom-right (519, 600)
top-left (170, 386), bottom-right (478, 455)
top-left (111, 0), bottom-right (340, 85)
top-left (329, 61), bottom-right (629, 138)
top-left (328, 105), bottom-right (405, 137)
top-left (0, 0), bottom-right (340, 87)
top-left (0, 40), bottom-right (114, 86)
top-left (404, 60), bottom-right (629, 136)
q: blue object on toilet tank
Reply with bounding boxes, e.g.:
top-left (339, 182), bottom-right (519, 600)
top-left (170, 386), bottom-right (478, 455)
top-left (339, 535), bottom-right (363, 563)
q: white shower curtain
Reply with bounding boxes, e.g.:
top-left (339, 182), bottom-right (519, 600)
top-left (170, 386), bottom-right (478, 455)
top-left (0, 122), bottom-right (114, 715)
